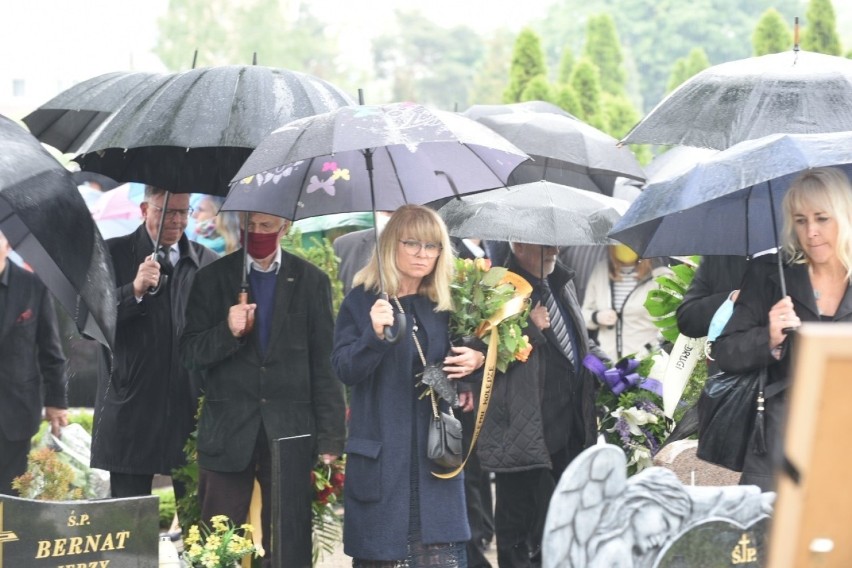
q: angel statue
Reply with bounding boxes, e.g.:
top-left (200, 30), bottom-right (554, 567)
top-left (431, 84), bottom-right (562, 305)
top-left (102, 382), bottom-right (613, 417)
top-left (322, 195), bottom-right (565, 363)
top-left (542, 444), bottom-right (775, 568)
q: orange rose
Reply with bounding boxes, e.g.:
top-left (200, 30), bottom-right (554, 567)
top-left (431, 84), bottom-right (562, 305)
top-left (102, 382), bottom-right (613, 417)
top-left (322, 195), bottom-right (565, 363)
top-left (515, 336), bottom-right (533, 363)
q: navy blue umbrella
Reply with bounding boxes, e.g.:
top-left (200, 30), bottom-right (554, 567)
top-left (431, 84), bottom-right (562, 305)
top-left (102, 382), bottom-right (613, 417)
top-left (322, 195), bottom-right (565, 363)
top-left (609, 131), bottom-right (852, 295)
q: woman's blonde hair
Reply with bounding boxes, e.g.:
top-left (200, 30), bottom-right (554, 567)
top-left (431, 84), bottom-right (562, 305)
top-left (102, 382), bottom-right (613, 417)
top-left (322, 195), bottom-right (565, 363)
top-left (781, 166), bottom-right (852, 279)
top-left (353, 205), bottom-right (454, 311)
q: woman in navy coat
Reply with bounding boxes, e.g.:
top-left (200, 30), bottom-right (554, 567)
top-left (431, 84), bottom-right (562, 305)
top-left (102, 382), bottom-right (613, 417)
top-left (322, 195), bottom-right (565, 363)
top-left (332, 205), bottom-right (485, 567)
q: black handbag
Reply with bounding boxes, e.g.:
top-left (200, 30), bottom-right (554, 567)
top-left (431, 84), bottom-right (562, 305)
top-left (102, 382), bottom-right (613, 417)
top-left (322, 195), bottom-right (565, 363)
top-left (696, 367), bottom-right (768, 472)
top-left (427, 393), bottom-right (463, 469)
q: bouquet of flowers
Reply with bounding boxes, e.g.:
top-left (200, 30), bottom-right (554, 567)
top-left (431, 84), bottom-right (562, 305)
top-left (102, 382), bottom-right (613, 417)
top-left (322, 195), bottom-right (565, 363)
top-left (449, 257), bottom-right (533, 373)
top-left (183, 515), bottom-right (257, 568)
top-left (584, 353), bottom-right (674, 475)
top-left (312, 457), bottom-right (345, 564)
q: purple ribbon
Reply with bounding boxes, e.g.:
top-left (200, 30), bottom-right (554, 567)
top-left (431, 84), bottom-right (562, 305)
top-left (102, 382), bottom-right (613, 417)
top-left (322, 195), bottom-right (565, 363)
top-left (583, 354), bottom-right (663, 397)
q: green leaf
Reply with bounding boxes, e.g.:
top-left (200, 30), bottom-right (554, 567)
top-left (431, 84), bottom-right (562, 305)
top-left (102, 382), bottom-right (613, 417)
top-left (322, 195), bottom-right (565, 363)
top-left (480, 266), bottom-right (508, 286)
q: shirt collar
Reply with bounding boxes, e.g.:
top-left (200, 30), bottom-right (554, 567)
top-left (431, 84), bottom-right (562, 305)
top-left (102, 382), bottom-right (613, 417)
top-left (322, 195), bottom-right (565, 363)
top-left (246, 246), bottom-right (283, 274)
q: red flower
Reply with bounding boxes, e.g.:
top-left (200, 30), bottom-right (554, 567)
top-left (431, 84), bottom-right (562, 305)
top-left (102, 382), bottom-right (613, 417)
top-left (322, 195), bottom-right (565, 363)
top-left (16, 308), bottom-right (33, 323)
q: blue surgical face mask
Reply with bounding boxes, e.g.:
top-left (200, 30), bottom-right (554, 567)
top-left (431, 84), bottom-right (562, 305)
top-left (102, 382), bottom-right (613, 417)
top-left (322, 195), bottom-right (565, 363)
top-left (707, 296), bottom-right (735, 342)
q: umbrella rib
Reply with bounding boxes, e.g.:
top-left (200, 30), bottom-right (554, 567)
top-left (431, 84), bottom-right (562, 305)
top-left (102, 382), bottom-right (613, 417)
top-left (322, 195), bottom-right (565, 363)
top-left (383, 147), bottom-right (409, 204)
top-left (289, 156), bottom-right (317, 221)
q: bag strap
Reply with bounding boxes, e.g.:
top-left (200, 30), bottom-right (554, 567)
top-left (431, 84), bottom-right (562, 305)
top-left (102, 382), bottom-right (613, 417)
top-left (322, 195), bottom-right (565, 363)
top-left (392, 295), bottom-right (492, 480)
top-left (391, 296), bottom-right (446, 421)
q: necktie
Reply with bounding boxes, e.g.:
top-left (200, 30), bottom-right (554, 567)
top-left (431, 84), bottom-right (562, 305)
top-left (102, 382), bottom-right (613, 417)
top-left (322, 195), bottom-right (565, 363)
top-left (157, 246), bottom-right (173, 274)
top-left (541, 282), bottom-right (574, 365)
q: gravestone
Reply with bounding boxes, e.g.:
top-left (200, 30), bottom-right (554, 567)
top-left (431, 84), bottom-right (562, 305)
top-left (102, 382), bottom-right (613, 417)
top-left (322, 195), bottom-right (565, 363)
top-left (542, 444), bottom-right (774, 568)
top-left (271, 434), bottom-right (313, 568)
top-left (0, 493), bottom-right (158, 568)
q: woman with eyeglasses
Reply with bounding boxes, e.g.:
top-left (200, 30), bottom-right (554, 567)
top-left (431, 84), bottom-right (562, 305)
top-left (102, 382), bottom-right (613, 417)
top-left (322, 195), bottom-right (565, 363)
top-left (332, 204), bottom-right (485, 567)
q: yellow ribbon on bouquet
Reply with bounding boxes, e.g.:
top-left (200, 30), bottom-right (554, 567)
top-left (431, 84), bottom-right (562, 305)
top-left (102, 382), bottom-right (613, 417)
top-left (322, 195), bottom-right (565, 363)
top-left (433, 271), bottom-right (532, 479)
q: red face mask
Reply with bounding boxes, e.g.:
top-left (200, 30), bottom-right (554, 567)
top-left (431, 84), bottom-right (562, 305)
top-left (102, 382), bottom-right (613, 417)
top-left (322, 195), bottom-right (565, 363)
top-left (242, 230), bottom-right (280, 259)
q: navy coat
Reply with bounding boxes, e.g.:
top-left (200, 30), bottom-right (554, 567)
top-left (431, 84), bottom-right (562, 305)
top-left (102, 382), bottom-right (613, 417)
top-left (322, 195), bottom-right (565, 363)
top-left (332, 286), bottom-right (470, 560)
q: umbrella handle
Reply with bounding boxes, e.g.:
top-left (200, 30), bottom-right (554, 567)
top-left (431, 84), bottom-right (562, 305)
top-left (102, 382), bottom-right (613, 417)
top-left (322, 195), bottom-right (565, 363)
top-left (146, 253), bottom-right (168, 297)
top-left (146, 274), bottom-right (169, 297)
top-left (380, 292), bottom-right (407, 344)
top-left (238, 288), bottom-right (255, 335)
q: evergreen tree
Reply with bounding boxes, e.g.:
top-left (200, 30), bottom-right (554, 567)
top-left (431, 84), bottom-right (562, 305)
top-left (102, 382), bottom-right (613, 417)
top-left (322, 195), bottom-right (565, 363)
top-left (520, 75), bottom-right (555, 102)
top-left (665, 47), bottom-right (710, 94)
top-left (602, 93), bottom-right (651, 164)
top-left (753, 8), bottom-right (793, 55)
top-left (469, 29), bottom-right (515, 105)
top-left (570, 58), bottom-right (608, 131)
top-left (554, 84), bottom-right (581, 116)
top-left (801, 0), bottom-right (842, 55)
top-left (504, 28), bottom-right (548, 103)
top-left (583, 13), bottom-right (626, 96)
top-left (557, 47), bottom-right (576, 84)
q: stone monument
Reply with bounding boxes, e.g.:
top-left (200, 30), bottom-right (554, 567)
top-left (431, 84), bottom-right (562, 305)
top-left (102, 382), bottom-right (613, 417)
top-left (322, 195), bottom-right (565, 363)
top-left (542, 444), bottom-right (774, 568)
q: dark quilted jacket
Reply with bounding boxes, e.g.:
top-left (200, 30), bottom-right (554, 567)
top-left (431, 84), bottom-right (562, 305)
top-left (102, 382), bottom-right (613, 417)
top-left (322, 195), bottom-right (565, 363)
top-left (476, 259), bottom-right (604, 472)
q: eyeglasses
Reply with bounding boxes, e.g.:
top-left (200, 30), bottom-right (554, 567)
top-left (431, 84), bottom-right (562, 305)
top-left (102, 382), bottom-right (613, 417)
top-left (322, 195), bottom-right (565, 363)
top-left (399, 239), bottom-right (442, 258)
top-left (150, 204), bottom-right (194, 219)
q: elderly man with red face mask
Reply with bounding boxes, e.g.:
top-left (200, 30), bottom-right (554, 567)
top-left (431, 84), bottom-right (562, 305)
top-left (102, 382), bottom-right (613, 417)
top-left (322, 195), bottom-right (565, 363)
top-left (180, 212), bottom-right (346, 567)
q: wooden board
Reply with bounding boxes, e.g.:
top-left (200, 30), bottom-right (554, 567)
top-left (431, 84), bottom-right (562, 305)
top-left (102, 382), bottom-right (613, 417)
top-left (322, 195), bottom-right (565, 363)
top-left (769, 323), bottom-right (852, 568)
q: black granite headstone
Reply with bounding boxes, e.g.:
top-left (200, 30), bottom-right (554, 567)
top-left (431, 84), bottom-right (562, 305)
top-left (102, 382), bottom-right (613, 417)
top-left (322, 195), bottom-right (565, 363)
top-left (0, 493), bottom-right (158, 568)
top-left (271, 434), bottom-right (313, 568)
top-left (657, 518), bottom-right (769, 568)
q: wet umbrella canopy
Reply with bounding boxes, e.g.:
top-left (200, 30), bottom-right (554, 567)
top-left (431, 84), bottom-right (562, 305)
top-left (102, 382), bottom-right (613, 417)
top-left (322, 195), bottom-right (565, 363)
top-left (621, 50), bottom-right (852, 150)
top-left (461, 100), bottom-right (577, 121)
top-left (438, 181), bottom-right (628, 246)
top-left (0, 115), bottom-right (116, 349)
top-left (609, 130), bottom-right (852, 258)
top-left (474, 112), bottom-right (645, 195)
top-left (74, 65), bottom-right (354, 196)
top-left (223, 102), bottom-right (529, 219)
top-left (22, 71), bottom-right (165, 154)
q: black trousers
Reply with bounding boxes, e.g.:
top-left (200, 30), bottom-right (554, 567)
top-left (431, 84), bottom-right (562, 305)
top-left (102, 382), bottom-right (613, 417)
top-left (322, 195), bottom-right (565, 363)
top-left (462, 403), bottom-right (495, 568)
top-left (493, 468), bottom-right (554, 568)
top-left (198, 427), bottom-right (272, 568)
top-left (0, 434), bottom-right (29, 495)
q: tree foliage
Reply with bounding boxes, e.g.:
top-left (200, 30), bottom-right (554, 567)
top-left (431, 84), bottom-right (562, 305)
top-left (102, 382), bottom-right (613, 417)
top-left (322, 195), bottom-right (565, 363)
top-left (666, 47), bottom-right (710, 94)
top-left (557, 47), bottom-right (576, 84)
top-left (569, 58), bottom-right (608, 131)
top-left (155, 0), bottom-right (342, 80)
top-left (753, 8), bottom-right (793, 55)
top-left (520, 75), bottom-right (555, 103)
top-left (801, 0), bottom-right (843, 55)
top-left (554, 84), bottom-right (581, 116)
top-left (504, 28), bottom-right (548, 103)
top-left (536, 0), bottom-right (801, 111)
top-left (469, 30), bottom-right (515, 106)
top-left (373, 10), bottom-right (484, 109)
top-left (583, 13), bottom-right (626, 95)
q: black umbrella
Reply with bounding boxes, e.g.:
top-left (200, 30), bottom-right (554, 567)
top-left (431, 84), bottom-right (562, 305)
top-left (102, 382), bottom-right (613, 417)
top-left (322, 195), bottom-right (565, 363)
top-left (223, 101), bottom-right (529, 341)
top-left (22, 71), bottom-right (165, 154)
top-left (73, 65), bottom-right (355, 197)
top-left (438, 181), bottom-right (628, 246)
top-left (0, 115), bottom-right (116, 349)
top-left (620, 49), bottom-right (852, 150)
top-left (473, 112), bottom-right (645, 195)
